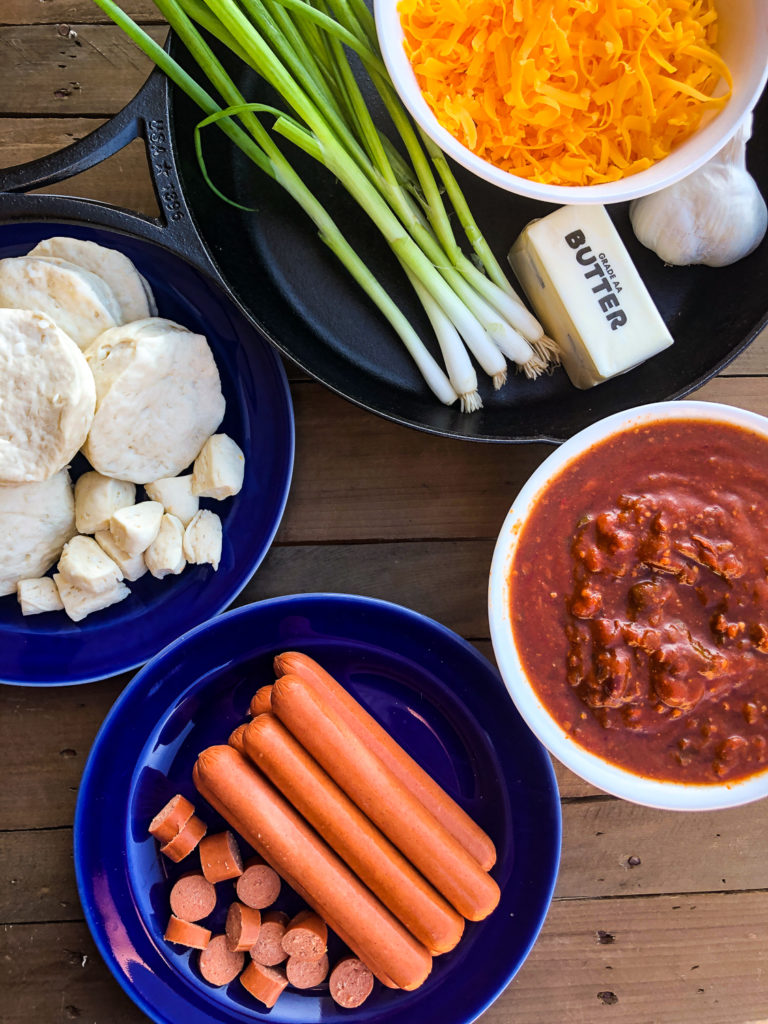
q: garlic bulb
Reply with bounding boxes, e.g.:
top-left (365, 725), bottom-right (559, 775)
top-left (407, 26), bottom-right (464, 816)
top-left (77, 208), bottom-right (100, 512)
top-left (630, 115), bottom-right (767, 268)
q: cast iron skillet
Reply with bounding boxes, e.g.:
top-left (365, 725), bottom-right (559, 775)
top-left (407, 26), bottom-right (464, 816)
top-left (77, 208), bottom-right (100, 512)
top-left (3, 38), bottom-right (767, 442)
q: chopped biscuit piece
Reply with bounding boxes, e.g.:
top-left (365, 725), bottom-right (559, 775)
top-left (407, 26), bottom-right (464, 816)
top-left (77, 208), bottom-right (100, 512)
top-left (74, 471), bottom-right (136, 535)
top-left (192, 434), bottom-right (245, 500)
top-left (94, 529), bottom-right (148, 582)
top-left (57, 535), bottom-right (123, 595)
top-left (144, 514), bottom-right (186, 580)
top-left (183, 510), bottom-right (222, 571)
top-left (53, 572), bottom-right (129, 622)
top-left (109, 501), bottom-right (163, 555)
top-left (17, 577), bottom-right (65, 616)
top-left (144, 475), bottom-right (199, 527)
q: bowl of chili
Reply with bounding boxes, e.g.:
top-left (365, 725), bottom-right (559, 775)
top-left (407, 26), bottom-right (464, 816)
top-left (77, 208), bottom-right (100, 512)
top-left (489, 400), bottom-right (768, 810)
top-left (374, 0), bottom-right (768, 204)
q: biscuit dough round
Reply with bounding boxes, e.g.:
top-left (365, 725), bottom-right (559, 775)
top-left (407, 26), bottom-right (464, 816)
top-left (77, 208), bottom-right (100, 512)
top-left (0, 309), bottom-right (96, 483)
top-left (0, 469), bottom-right (76, 596)
top-left (83, 318), bottom-right (226, 484)
top-left (29, 237), bottom-right (157, 322)
top-left (0, 256), bottom-right (122, 349)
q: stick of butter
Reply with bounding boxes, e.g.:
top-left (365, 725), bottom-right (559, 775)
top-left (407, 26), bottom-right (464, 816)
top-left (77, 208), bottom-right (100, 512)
top-left (508, 205), bottom-right (673, 389)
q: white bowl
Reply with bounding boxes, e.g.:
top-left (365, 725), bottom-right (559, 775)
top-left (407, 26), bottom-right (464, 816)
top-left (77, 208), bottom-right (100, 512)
top-left (375, 0), bottom-right (768, 204)
top-left (488, 400), bottom-right (768, 810)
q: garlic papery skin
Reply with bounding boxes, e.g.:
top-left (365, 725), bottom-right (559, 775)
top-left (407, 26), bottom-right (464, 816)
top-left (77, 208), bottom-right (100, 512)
top-left (629, 116), bottom-right (767, 268)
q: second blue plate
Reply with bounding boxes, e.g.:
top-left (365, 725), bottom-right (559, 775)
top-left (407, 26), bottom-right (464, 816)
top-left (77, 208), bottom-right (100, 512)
top-left (74, 593), bottom-right (561, 1024)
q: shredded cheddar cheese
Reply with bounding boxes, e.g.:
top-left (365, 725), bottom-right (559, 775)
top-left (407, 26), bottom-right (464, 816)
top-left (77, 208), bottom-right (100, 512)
top-left (399, 0), bottom-right (733, 185)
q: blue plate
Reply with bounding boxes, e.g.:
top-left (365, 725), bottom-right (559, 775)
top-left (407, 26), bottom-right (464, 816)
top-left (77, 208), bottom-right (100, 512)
top-left (0, 221), bottom-right (294, 686)
top-left (74, 593), bottom-right (561, 1024)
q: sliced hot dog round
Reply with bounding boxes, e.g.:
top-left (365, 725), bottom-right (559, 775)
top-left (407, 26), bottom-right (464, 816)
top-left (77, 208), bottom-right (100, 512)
top-left (242, 713), bottom-right (463, 954)
top-left (225, 901), bottom-right (262, 953)
top-left (329, 956), bottom-right (375, 1008)
top-left (236, 856), bottom-right (282, 910)
top-left (193, 745), bottom-right (432, 990)
top-left (149, 794), bottom-right (195, 844)
top-left (164, 915), bottom-right (211, 950)
top-left (274, 651), bottom-right (496, 870)
top-left (286, 953), bottom-right (329, 989)
top-left (281, 909), bottom-right (327, 961)
top-left (199, 830), bottom-right (243, 883)
top-left (249, 909), bottom-right (288, 966)
top-left (228, 723), bottom-right (248, 756)
top-left (249, 685), bottom-right (274, 717)
top-left (198, 934), bottom-right (244, 986)
top-left (239, 961), bottom-right (288, 1008)
top-left (169, 873), bottom-right (217, 923)
top-left (159, 814), bottom-right (207, 863)
top-left (270, 676), bottom-right (500, 922)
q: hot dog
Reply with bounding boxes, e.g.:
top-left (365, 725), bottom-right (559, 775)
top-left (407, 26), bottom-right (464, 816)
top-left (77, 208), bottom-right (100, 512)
top-left (149, 793), bottom-right (195, 844)
top-left (199, 830), bottom-right (243, 883)
top-left (270, 676), bottom-right (500, 922)
top-left (242, 714), bottom-right (464, 954)
top-left (249, 910), bottom-right (289, 966)
top-left (198, 935), bottom-right (244, 986)
top-left (249, 685), bottom-right (274, 717)
top-left (225, 902), bottom-right (262, 952)
top-left (192, 745), bottom-right (432, 991)
top-left (164, 915), bottom-right (211, 950)
top-left (227, 723), bottom-right (248, 755)
top-left (286, 953), bottom-right (329, 989)
top-left (169, 873), bottom-right (216, 923)
top-left (236, 856), bottom-right (281, 910)
top-left (281, 909), bottom-right (327, 961)
top-left (239, 961), bottom-right (287, 1008)
top-left (274, 651), bottom-right (496, 870)
top-left (329, 956), bottom-right (375, 1008)
top-left (159, 814), bottom-right (207, 863)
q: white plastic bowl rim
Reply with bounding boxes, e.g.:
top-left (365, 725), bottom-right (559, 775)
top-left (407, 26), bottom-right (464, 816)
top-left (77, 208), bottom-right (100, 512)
top-left (374, 0), bottom-right (768, 204)
top-left (489, 400), bottom-right (768, 811)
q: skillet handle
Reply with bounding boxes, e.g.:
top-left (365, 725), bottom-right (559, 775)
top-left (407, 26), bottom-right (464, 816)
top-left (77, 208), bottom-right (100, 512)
top-left (0, 63), bottom-right (224, 285)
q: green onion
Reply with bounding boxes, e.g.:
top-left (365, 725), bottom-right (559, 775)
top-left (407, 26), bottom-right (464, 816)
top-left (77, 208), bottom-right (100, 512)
top-left (91, 0), bottom-right (559, 410)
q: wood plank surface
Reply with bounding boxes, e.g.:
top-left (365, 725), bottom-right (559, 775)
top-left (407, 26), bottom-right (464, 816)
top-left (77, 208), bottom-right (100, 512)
top-left (3, 892), bottom-right (767, 1024)
top-left (1, 0), bottom-right (163, 24)
top-left (2, 11), bottom-right (768, 1024)
top-left (0, 24), bottom-right (164, 116)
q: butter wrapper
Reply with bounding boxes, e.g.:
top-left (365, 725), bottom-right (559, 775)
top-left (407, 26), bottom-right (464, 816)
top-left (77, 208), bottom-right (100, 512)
top-left (508, 205), bottom-right (673, 389)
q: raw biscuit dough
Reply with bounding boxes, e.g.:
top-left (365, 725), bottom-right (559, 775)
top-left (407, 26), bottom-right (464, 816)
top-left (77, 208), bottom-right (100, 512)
top-left (83, 318), bottom-right (225, 484)
top-left (28, 237), bottom-right (157, 322)
top-left (0, 309), bottom-right (96, 483)
top-left (0, 469), bottom-right (76, 596)
top-left (0, 256), bottom-right (122, 348)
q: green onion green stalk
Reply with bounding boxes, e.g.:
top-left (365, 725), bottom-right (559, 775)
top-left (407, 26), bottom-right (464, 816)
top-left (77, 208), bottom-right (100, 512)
top-left (91, 0), bottom-right (559, 410)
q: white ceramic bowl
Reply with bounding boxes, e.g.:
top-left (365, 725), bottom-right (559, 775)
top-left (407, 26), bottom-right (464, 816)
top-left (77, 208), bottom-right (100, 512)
top-left (488, 400), bottom-right (768, 810)
top-left (375, 0), bottom-right (768, 204)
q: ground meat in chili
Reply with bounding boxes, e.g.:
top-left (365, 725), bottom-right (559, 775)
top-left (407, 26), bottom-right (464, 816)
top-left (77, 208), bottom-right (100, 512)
top-left (510, 418), bottom-right (768, 784)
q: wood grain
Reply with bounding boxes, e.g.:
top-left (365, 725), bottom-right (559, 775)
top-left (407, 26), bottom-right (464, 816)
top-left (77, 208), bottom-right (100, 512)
top-left (0, 25), bottom-right (164, 116)
top-left (278, 384), bottom-right (552, 542)
top-left (3, 893), bottom-right (767, 1024)
top-left (0, 676), bottom-right (129, 831)
top-left (1, 0), bottom-right (163, 24)
top-left (501, 892), bottom-right (768, 1024)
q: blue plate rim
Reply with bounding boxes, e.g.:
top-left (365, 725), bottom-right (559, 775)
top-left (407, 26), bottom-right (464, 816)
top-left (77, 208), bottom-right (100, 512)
top-left (73, 591), bottom-right (562, 1024)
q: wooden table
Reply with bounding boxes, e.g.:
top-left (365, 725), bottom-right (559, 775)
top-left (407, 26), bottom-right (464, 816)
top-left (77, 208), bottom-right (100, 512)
top-left (2, 5), bottom-right (768, 1022)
